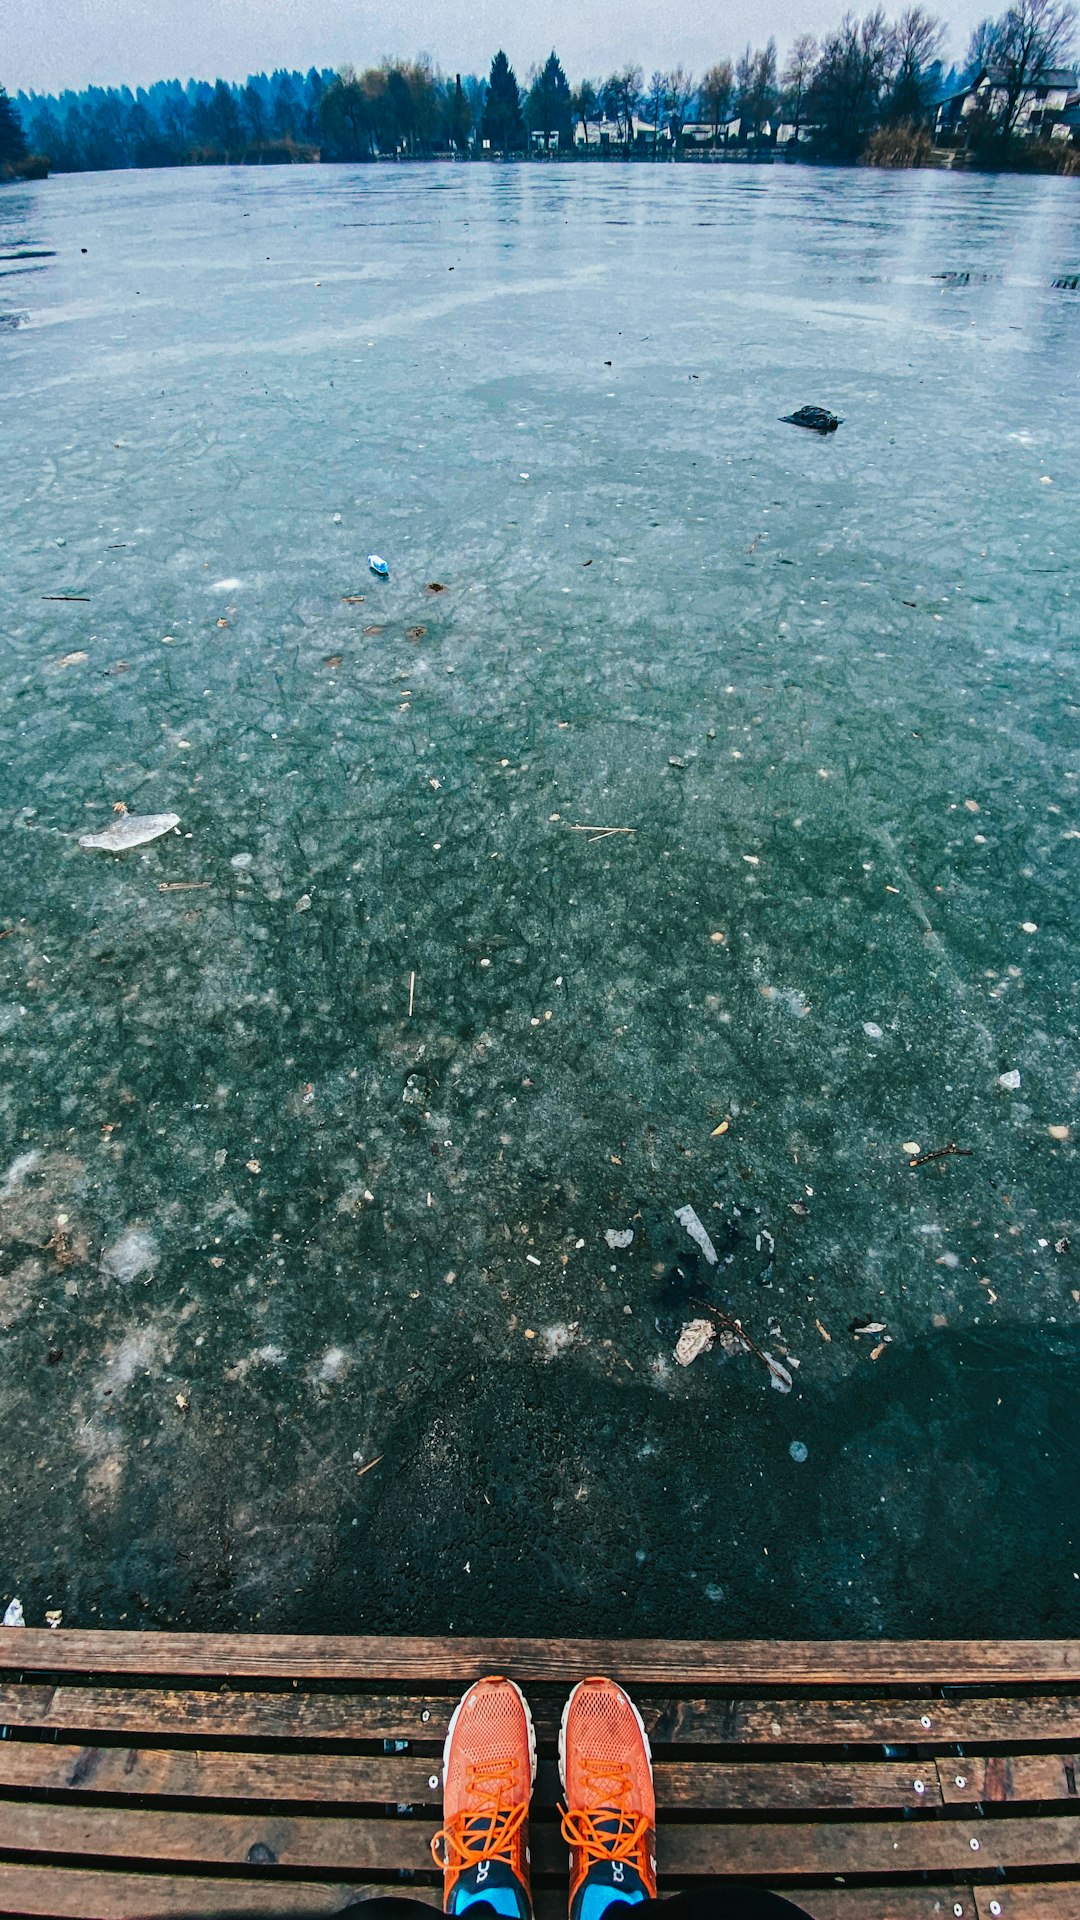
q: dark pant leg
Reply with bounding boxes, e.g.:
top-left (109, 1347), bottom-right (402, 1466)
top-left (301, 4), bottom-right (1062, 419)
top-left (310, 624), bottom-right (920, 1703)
top-left (632, 1888), bottom-right (813, 1920)
top-left (333, 1889), bottom-right (812, 1920)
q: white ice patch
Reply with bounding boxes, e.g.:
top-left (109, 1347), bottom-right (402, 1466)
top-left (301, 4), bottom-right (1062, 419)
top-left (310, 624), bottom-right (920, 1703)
top-left (538, 1322), bottom-right (576, 1360)
top-left (604, 1228), bottom-right (634, 1250)
top-left (103, 1324), bottom-right (167, 1389)
top-left (100, 1227), bottom-right (158, 1285)
top-left (209, 578), bottom-right (242, 592)
top-left (318, 1346), bottom-right (348, 1382)
top-left (863, 1021), bottom-right (884, 1040)
top-left (0, 1150), bottom-right (42, 1201)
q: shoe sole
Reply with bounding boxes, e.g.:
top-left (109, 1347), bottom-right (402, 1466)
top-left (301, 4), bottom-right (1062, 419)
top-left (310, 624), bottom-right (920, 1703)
top-left (557, 1676), bottom-right (654, 1796)
top-left (442, 1675), bottom-right (538, 1790)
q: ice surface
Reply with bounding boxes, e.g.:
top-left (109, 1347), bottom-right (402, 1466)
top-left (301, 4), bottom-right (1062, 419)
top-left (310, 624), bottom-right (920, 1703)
top-left (1, 164), bottom-right (1078, 1638)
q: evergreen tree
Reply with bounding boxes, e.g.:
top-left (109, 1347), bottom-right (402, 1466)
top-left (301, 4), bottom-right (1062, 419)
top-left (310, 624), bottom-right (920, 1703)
top-left (243, 83), bottom-right (267, 142)
top-left (208, 78), bottom-right (243, 155)
top-left (0, 86), bottom-right (28, 164)
top-left (449, 74), bottom-right (473, 152)
top-left (526, 50), bottom-right (573, 149)
top-left (481, 50), bottom-right (525, 151)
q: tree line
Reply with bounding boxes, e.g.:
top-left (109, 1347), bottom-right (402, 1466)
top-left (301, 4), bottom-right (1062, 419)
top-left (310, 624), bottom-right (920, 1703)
top-left (2, 0), bottom-right (1075, 179)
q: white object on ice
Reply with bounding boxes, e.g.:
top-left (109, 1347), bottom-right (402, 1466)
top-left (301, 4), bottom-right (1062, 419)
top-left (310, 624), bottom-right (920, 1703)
top-left (100, 1227), bottom-right (158, 1285)
top-left (675, 1204), bottom-right (718, 1265)
top-left (863, 1021), bottom-right (884, 1039)
top-left (2, 1598), bottom-right (25, 1628)
top-left (998, 1068), bottom-right (1021, 1090)
top-left (766, 1353), bottom-right (793, 1393)
top-left (604, 1228), bottom-right (634, 1250)
top-left (674, 1319), bottom-right (715, 1366)
top-left (79, 812), bottom-right (180, 852)
top-left (368, 554), bottom-right (389, 578)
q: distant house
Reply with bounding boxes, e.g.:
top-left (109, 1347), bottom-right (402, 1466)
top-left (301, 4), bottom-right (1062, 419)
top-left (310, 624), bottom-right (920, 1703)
top-left (573, 114), bottom-right (666, 152)
top-left (935, 64), bottom-right (1078, 138)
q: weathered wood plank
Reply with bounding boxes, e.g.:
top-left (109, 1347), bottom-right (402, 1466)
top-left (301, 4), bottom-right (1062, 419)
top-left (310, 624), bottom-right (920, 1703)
top-left (0, 1804), bottom-right (1077, 1876)
top-left (647, 1697), bottom-right (1080, 1746)
top-left (0, 1743), bottom-right (941, 1811)
top-left (0, 1684), bottom-right (457, 1742)
top-left (0, 1744), bottom-right (448, 1804)
top-left (973, 1890), bottom-right (1080, 1919)
top-left (803, 1899), bottom-right (978, 1920)
top-left (4, 1685), bottom-right (1078, 1748)
top-left (2, 1633), bottom-right (1079, 1685)
top-left (646, 1816), bottom-right (1080, 1876)
top-left (937, 1752), bottom-right (1080, 1803)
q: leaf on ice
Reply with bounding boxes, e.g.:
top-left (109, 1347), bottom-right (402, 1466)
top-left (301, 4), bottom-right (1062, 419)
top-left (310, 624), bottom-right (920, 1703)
top-left (79, 812), bottom-right (181, 852)
top-left (674, 1318), bottom-right (715, 1366)
top-left (674, 1204), bottom-right (718, 1265)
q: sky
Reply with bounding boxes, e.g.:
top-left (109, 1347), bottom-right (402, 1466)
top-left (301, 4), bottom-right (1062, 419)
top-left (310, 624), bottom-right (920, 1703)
top-left (7, 0), bottom-right (981, 96)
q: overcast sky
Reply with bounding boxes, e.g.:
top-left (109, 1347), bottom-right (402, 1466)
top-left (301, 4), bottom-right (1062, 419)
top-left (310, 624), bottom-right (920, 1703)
top-left (8, 0), bottom-right (981, 96)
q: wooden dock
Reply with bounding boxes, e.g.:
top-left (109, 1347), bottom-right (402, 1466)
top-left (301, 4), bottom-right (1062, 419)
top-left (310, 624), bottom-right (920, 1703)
top-left (0, 1635), bottom-right (1077, 1916)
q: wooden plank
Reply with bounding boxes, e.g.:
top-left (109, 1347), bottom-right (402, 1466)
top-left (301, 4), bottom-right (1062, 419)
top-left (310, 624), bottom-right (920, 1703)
top-left (804, 1899), bottom-right (979, 1920)
top-left (3, 1632), bottom-right (1079, 1685)
top-left (0, 1803), bottom-right (1078, 1876)
top-left (0, 1744), bottom-right (448, 1804)
top-left (4, 1685), bottom-right (1079, 1748)
top-left (0, 1684), bottom-right (458, 1742)
top-left (648, 1696), bottom-right (1080, 1747)
top-left (937, 1752), bottom-right (1080, 1803)
top-left (0, 1865), bottom-right (427, 1917)
top-left (648, 1816), bottom-right (1080, 1877)
top-left (642, 1759), bottom-right (940, 1810)
top-left (0, 1742), bottom-right (940, 1811)
top-left (973, 1890), bottom-right (1080, 1919)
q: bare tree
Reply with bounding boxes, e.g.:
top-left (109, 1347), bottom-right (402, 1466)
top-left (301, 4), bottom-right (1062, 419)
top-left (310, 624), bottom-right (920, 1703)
top-left (886, 7), bottom-right (944, 120)
top-left (965, 17), bottom-right (1001, 68)
top-left (987, 0), bottom-right (1078, 129)
top-left (601, 64), bottom-right (643, 152)
top-left (781, 33), bottom-right (818, 136)
top-left (647, 69), bottom-right (666, 153)
top-left (806, 9), bottom-right (896, 156)
top-left (700, 60), bottom-right (735, 143)
top-left (736, 40), bottom-right (779, 140)
top-left (570, 79), bottom-right (599, 149)
top-left (664, 64), bottom-right (696, 152)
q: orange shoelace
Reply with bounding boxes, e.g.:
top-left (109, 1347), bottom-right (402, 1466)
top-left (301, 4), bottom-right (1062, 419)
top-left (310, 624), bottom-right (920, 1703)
top-left (560, 1759), bottom-right (649, 1868)
top-left (431, 1759), bottom-right (528, 1870)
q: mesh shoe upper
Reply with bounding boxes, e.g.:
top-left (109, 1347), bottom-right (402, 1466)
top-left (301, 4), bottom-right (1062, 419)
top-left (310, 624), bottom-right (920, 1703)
top-left (432, 1677), bottom-right (535, 1919)
top-left (560, 1676), bottom-right (657, 1920)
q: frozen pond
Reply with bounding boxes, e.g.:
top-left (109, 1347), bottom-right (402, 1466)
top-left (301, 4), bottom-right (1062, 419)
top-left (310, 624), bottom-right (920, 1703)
top-left (1, 161), bottom-right (1078, 1636)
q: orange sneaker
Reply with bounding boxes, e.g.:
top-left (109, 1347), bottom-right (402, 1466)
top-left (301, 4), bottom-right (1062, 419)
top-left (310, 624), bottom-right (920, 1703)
top-left (559, 1676), bottom-right (657, 1920)
top-left (431, 1676), bottom-right (537, 1919)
